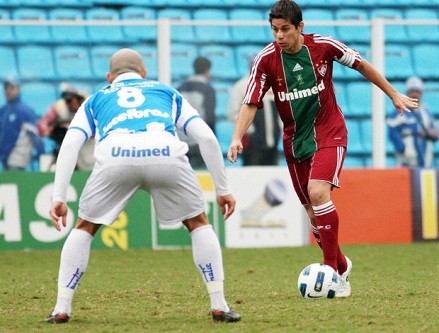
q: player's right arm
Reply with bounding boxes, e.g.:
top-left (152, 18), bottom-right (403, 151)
top-left (227, 103), bottom-right (258, 163)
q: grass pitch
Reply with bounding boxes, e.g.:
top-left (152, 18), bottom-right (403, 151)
top-left (1, 243), bottom-right (438, 333)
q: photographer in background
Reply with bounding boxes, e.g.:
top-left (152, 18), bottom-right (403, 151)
top-left (388, 76), bottom-right (438, 168)
top-left (38, 83), bottom-right (95, 171)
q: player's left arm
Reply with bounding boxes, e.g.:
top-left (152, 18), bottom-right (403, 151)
top-left (355, 59), bottom-right (418, 115)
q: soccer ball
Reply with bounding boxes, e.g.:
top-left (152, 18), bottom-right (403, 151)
top-left (297, 263), bottom-right (339, 299)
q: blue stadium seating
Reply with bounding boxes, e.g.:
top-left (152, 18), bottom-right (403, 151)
top-left (423, 82), bottom-right (439, 117)
top-left (345, 119), bottom-right (364, 154)
top-left (12, 8), bottom-right (51, 43)
top-left (85, 8), bottom-right (125, 42)
top-left (193, 9), bottom-right (232, 43)
top-left (215, 119), bottom-right (235, 155)
top-left (234, 44), bottom-right (262, 78)
top-left (333, 83), bottom-right (349, 116)
top-left (199, 45), bottom-right (239, 80)
top-left (229, 9), bottom-right (270, 43)
top-left (413, 44), bottom-right (439, 79)
top-left (134, 44), bottom-right (158, 80)
top-left (370, 9), bottom-right (407, 43)
top-left (301, 9), bottom-right (337, 39)
top-left (49, 8), bottom-right (88, 42)
top-left (120, 7), bottom-right (156, 42)
top-left (384, 44), bottom-right (414, 79)
top-left (0, 9), bottom-right (15, 43)
top-left (344, 156), bottom-right (365, 168)
top-left (345, 82), bottom-right (372, 117)
top-left (359, 119), bottom-right (372, 153)
top-left (335, 9), bottom-right (370, 44)
top-left (20, 82), bottom-right (57, 117)
top-left (17, 45), bottom-right (56, 80)
top-left (157, 9), bottom-right (195, 42)
top-left (53, 46), bottom-right (93, 79)
top-left (0, 46), bottom-right (18, 80)
top-left (213, 82), bottom-right (232, 120)
top-left (170, 42), bottom-right (198, 81)
top-left (90, 45), bottom-right (118, 77)
top-left (405, 9), bottom-right (439, 42)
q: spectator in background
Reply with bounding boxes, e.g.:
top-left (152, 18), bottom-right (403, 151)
top-left (228, 59), bottom-right (281, 166)
top-left (38, 83), bottom-right (95, 171)
top-left (0, 76), bottom-right (43, 171)
top-left (178, 56), bottom-right (216, 169)
top-left (387, 76), bottom-right (438, 168)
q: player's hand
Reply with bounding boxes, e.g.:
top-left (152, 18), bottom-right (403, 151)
top-left (392, 93), bottom-right (418, 115)
top-left (217, 194), bottom-right (236, 220)
top-left (50, 201), bottom-right (68, 231)
top-left (227, 139), bottom-right (243, 163)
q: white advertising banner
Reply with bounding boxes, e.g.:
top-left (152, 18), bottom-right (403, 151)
top-left (225, 166), bottom-right (309, 248)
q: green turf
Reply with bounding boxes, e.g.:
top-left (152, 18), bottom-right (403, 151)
top-left (1, 243), bottom-right (438, 333)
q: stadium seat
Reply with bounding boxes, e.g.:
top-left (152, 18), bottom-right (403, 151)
top-left (134, 44), bottom-right (158, 80)
top-left (12, 8), bottom-right (51, 43)
top-left (193, 9), bottom-right (232, 43)
top-left (384, 44), bottom-right (414, 79)
top-left (0, 46), bottom-right (18, 80)
top-left (333, 83), bottom-right (349, 116)
top-left (413, 44), bottom-right (439, 79)
top-left (423, 82), bottom-right (439, 117)
top-left (215, 119), bottom-right (235, 155)
top-left (90, 45), bottom-right (119, 77)
top-left (85, 8), bottom-right (125, 43)
top-left (54, 46), bottom-right (93, 79)
top-left (170, 42), bottom-right (198, 81)
top-left (345, 82), bottom-right (372, 117)
top-left (48, 8), bottom-right (88, 42)
top-left (157, 9), bottom-right (195, 42)
top-left (370, 9), bottom-right (407, 43)
top-left (359, 119), bottom-right (372, 153)
top-left (405, 9), bottom-right (439, 42)
top-left (121, 7), bottom-right (156, 42)
top-left (229, 9), bottom-right (269, 43)
top-left (213, 82), bottom-right (232, 120)
top-left (17, 46), bottom-right (56, 80)
top-left (345, 120), bottom-right (364, 154)
top-left (334, 9), bottom-right (370, 44)
top-left (234, 44), bottom-right (261, 78)
top-left (20, 82), bottom-right (57, 118)
top-left (199, 45), bottom-right (239, 81)
top-left (343, 156), bottom-right (365, 168)
top-left (0, 9), bottom-right (15, 43)
top-left (301, 9), bottom-right (337, 39)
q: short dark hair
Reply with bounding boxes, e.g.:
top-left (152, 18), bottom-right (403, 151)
top-left (269, 0), bottom-right (302, 28)
top-left (194, 56), bottom-right (211, 75)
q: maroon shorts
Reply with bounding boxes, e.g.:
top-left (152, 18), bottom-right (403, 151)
top-left (287, 146), bottom-right (346, 205)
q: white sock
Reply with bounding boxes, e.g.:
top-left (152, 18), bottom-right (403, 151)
top-left (54, 228), bottom-right (93, 316)
top-left (191, 225), bottom-right (229, 312)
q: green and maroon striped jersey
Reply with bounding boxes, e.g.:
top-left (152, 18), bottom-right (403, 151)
top-left (243, 34), bottom-right (362, 162)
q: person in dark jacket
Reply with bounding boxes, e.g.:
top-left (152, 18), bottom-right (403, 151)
top-left (0, 76), bottom-right (43, 171)
top-left (178, 56), bottom-right (216, 169)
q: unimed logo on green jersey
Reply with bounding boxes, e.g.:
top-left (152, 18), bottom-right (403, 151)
top-left (277, 80), bottom-right (325, 102)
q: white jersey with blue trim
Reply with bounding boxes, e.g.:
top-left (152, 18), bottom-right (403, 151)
top-left (52, 72), bottom-right (230, 203)
top-left (70, 73), bottom-right (199, 145)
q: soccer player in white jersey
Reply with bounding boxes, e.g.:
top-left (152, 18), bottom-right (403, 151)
top-left (45, 48), bottom-right (241, 324)
top-left (227, 0), bottom-right (418, 297)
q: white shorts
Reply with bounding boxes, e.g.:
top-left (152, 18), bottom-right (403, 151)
top-left (78, 136), bottom-right (205, 225)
